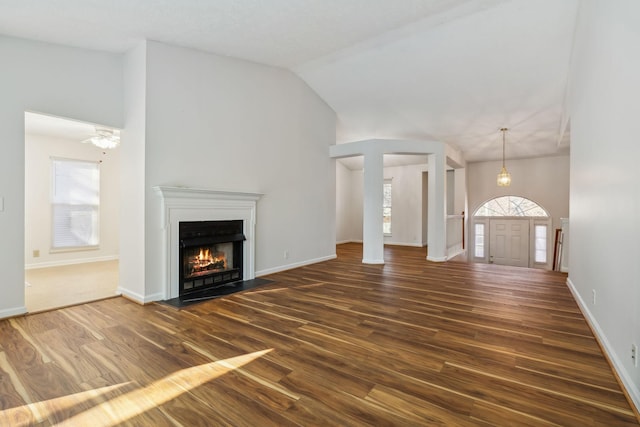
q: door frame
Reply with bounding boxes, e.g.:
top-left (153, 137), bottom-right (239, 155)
top-left (471, 216), bottom-right (552, 269)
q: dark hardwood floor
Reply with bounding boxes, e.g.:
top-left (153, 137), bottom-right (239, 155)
top-left (0, 243), bottom-right (637, 426)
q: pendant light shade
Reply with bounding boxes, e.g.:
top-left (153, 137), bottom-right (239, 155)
top-left (497, 127), bottom-right (511, 187)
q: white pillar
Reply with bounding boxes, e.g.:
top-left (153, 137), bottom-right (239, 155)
top-left (362, 151), bottom-right (385, 264)
top-left (427, 152), bottom-right (447, 261)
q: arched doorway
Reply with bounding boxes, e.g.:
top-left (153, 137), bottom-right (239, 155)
top-left (471, 196), bottom-right (551, 268)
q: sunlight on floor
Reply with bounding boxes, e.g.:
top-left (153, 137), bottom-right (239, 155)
top-left (0, 349), bottom-right (272, 426)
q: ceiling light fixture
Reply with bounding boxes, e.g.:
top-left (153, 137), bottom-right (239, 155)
top-left (497, 127), bottom-right (511, 187)
top-left (82, 127), bottom-right (120, 149)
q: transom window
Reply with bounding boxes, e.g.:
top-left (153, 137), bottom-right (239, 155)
top-left (474, 196), bottom-right (549, 217)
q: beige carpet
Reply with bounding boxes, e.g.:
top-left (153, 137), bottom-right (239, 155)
top-left (25, 260), bottom-right (119, 313)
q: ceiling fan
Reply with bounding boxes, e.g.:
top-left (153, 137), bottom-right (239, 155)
top-left (82, 126), bottom-right (120, 149)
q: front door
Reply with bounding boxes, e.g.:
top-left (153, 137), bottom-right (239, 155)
top-left (489, 219), bottom-right (529, 267)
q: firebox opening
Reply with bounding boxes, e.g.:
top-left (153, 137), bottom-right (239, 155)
top-left (183, 242), bottom-right (234, 279)
top-left (179, 220), bottom-right (244, 297)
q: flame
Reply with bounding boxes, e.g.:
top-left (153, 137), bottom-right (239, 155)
top-left (190, 247), bottom-right (227, 272)
top-left (198, 248), bottom-right (212, 262)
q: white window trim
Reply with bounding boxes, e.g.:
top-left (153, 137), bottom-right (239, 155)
top-left (50, 157), bottom-right (101, 252)
top-left (532, 219), bottom-right (552, 267)
top-left (469, 218), bottom-right (489, 263)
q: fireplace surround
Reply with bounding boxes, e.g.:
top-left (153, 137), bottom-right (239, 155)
top-left (154, 186), bottom-right (262, 300)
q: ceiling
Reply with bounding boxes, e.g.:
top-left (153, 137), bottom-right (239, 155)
top-left (4, 0), bottom-right (578, 165)
top-left (24, 112), bottom-right (119, 142)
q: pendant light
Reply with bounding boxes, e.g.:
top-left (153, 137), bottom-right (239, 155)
top-left (497, 127), bottom-right (511, 187)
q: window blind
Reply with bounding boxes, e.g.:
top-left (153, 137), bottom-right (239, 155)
top-left (51, 158), bottom-right (100, 249)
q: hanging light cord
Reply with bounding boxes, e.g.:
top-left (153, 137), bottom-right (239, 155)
top-left (501, 127), bottom-right (508, 167)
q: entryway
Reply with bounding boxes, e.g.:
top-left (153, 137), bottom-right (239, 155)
top-left (471, 196), bottom-right (552, 269)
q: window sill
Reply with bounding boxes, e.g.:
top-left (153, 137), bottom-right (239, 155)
top-left (50, 246), bottom-right (100, 254)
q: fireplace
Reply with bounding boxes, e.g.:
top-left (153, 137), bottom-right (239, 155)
top-left (179, 220), bottom-right (244, 296)
top-left (154, 186), bottom-right (261, 300)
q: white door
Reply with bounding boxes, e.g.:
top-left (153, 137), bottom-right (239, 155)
top-left (489, 219), bottom-right (529, 267)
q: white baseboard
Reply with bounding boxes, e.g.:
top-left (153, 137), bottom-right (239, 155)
top-left (256, 254), bottom-right (337, 277)
top-left (427, 256), bottom-right (447, 262)
top-left (337, 240), bottom-right (427, 248)
top-left (25, 255), bottom-right (119, 270)
top-left (566, 277), bottom-right (640, 414)
top-left (384, 241), bottom-right (424, 248)
top-left (0, 305), bottom-right (27, 319)
top-left (117, 287), bottom-right (162, 305)
top-left (362, 258), bottom-right (385, 264)
top-left (446, 248), bottom-right (466, 260)
top-left (336, 239), bottom-right (362, 245)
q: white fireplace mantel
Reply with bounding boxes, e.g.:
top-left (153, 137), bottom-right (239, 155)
top-left (154, 186), bottom-right (263, 300)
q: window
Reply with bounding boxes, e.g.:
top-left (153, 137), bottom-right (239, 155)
top-left (474, 223), bottom-right (485, 258)
top-left (534, 224), bottom-right (547, 263)
top-left (51, 158), bottom-right (100, 249)
top-left (474, 196), bottom-right (548, 217)
top-left (383, 180), bottom-right (392, 235)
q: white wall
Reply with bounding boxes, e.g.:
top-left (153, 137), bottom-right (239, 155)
top-left (421, 172), bottom-right (428, 244)
top-left (568, 0), bottom-right (640, 409)
top-left (454, 168), bottom-right (466, 215)
top-left (142, 41), bottom-right (336, 298)
top-left (383, 164), bottom-right (428, 246)
top-left (446, 170), bottom-right (455, 215)
top-left (119, 42), bottom-right (147, 301)
top-left (336, 160), bottom-right (356, 243)
top-left (0, 36), bottom-right (123, 317)
top-left (25, 134), bottom-right (120, 268)
top-left (350, 168), bottom-right (364, 242)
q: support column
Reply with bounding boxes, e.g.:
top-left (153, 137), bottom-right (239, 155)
top-left (362, 151), bottom-right (385, 264)
top-left (427, 151), bottom-right (447, 261)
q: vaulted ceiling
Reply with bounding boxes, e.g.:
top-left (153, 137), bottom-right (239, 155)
top-left (3, 0), bottom-right (578, 163)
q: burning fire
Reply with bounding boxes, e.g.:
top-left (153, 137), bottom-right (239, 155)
top-left (190, 248), bottom-right (227, 273)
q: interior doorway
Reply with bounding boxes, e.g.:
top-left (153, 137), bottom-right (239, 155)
top-left (24, 112), bottom-right (120, 312)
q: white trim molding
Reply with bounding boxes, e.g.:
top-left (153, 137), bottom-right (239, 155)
top-left (256, 254), bottom-right (337, 277)
top-left (383, 241), bottom-right (425, 248)
top-left (566, 277), bottom-right (640, 413)
top-left (153, 186), bottom-right (262, 300)
top-left (117, 288), bottom-right (158, 305)
top-left (0, 306), bottom-right (27, 319)
top-left (25, 255), bottom-right (119, 270)
top-left (336, 239), bottom-right (363, 245)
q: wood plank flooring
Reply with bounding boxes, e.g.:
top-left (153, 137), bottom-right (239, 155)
top-left (1, 243), bottom-right (637, 426)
